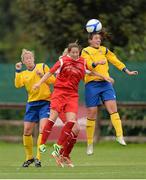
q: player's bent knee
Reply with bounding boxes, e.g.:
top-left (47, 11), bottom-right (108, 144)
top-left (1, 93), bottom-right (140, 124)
top-left (24, 129), bottom-right (33, 136)
top-left (87, 110), bottom-right (97, 119)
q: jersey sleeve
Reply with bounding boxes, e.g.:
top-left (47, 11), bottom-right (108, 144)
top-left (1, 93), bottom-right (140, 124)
top-left (43, 64), bottom-right (56, 84)
top-left (14, 72), bottom-right (24, 88)
top-left (106, 49), bottom-right (126, 70)
top-left (81, 49), bottom-right (94, 71)
top-left (50, 60), bottom-right (61, 74)
top-left (84, 61), bottom-right (91, 74)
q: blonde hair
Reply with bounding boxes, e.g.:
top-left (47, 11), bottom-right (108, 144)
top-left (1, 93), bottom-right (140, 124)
top-left (62, 48), bottom-right (68, 56)
top-left (21, 49), bottom-right (34, 61)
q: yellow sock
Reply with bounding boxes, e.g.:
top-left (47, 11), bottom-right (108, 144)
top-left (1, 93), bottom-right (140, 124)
top-left (36, 133), bottom-right (42, 160)
top-left (110, 112), bottom-right (123, 137)
top-left (86, 118), bottom-right (96, 145)
top-left (23, 135), bottom-right (33, 160)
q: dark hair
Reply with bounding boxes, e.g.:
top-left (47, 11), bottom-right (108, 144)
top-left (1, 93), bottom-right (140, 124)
top-left (88, 28), bottom-right (111, 41)
top-left (67, 42), bottom-right (81, 52)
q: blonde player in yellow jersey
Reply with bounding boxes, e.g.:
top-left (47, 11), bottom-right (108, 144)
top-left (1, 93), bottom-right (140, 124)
top-left (81, 32), bottom-right (138, 155)
top-left (15, 49), bottom-right (55, 167)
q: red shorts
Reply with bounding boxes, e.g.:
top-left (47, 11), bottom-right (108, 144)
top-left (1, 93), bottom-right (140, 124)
top-left (51, 88), bottom-right (78, 116)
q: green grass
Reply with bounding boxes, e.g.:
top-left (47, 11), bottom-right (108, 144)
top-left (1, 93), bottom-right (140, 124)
top-left (0, 141), bottom-right (146, 179)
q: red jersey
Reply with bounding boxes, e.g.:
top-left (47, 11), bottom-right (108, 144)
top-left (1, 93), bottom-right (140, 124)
top-left (50, 55), bottom-right (86, 92)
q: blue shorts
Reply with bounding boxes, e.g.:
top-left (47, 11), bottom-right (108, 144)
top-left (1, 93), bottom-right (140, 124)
top-left (85, 81), bottom-right (116, 107)
top-left (24, 100), bottom-right (50, 122)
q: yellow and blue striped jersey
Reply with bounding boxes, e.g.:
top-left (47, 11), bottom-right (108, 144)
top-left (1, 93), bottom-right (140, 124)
top-left (81, 46), bottom-right (126, 84)
top-left (15, 63), bottom-right (56, 102)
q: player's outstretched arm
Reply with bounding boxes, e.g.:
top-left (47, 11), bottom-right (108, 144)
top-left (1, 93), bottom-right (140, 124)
top-left (105, 77), bottom-right (114, 84)
top-left (123, 68), bottom-right (138, 76)
top-left (91, 71), bottom-right (114, 83)
top-left (33, 72), bottom-right (53, 90)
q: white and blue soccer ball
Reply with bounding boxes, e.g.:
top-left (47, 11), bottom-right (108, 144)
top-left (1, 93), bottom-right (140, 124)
top-left (85, 19), bottom-right (102, 33)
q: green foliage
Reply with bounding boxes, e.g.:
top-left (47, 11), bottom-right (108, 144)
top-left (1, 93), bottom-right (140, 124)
top-left (0, 109), bottom-right (24, 120)
top-left (0, 0), bottom-right (146, 63)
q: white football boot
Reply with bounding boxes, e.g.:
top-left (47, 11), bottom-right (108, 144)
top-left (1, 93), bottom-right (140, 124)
top-left (86, 144), bottom-right (93, 155)
top-left (116, 136), bottom-right (127, 146)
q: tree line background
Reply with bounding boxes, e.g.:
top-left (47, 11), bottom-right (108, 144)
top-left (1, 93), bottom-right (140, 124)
top-left (0, 0), bottom-right (146, 63)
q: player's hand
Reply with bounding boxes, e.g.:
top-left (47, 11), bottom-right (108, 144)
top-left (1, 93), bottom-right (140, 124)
top-left (33, 83), bottom-right (41, 90)
top-left (15, 62), bottom-right (22, 70)
top-left (93, 60), bottom-right (106, 67)
top-left (108, 77), bottom-right (115, 84)
top-left (98, 60), bottom-right (106, 65)
top-left (104, 76), bottom-right (114, 83)
top-left (127, 71), bottom-right (138, 76)
top-left (36, 70), bottom-right (44, 78)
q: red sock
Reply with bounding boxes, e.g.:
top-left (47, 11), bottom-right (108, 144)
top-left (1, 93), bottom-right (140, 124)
top-left (63, 132), bottom-right (77, 157)
top-left (41, 119), bottom-right (54, 144)
top-left (60, 132), bottom-right (72, 155)
top-left (57, 121), bottom-right (75, 146)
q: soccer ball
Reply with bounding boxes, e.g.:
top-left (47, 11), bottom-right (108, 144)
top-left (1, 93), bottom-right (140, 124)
top-left (85, 19), bottom-right (102, 33)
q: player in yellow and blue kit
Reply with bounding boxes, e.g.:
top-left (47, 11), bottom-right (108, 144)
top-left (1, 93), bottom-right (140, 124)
top-left (81, 32), bottom-right (138, 155)
top-left (15, 49), bottom-right (55, 167)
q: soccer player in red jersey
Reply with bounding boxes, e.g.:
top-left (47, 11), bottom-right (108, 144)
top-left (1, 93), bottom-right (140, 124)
top-left (33, 42), bottom-right (113, 167)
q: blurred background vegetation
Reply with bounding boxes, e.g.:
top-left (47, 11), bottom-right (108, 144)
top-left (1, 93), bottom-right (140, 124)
top-left (0, 0), bottom-right (146, 63)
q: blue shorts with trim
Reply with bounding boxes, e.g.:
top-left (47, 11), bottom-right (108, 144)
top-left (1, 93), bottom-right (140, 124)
top-left (24, 100), bottom-right (50, 122)
top-left (85, 81), bottom-right (116, 107)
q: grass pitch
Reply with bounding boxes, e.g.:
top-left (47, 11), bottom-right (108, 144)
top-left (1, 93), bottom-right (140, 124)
top-left (0, 141), bottom-right (146, 179)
